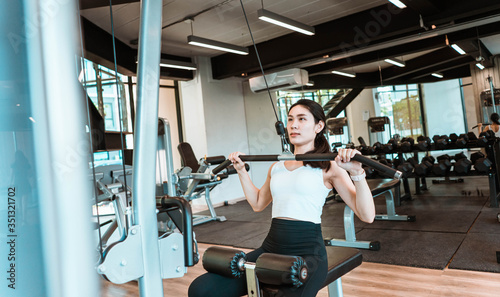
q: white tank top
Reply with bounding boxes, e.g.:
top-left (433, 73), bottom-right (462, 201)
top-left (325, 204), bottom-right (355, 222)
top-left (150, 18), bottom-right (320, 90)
top-left (270, 161), bottom-right (331, 224)
top-left (487, 125), bottom-right (500, 138)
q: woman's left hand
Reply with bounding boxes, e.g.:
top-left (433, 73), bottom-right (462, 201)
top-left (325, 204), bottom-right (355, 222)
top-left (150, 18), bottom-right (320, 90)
top-left (335, 148), bottom-right (364, 175)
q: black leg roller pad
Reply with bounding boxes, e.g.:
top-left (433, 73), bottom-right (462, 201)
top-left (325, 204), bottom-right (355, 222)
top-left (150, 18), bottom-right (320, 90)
top-left (202, 247), bottom-right (308, 297)
top-left (202, 246), bottom-right (362, 297)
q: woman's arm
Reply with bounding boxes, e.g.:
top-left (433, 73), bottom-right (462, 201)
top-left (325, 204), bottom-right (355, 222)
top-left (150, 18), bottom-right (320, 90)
top-left (228, 152), bottom-right (273, 212)
top-left (330, 149), bottom-right (375, 223)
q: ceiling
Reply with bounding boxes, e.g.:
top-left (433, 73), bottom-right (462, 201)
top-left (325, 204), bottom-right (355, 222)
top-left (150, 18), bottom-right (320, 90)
top-left (80, 0), bottom-right (500, 89)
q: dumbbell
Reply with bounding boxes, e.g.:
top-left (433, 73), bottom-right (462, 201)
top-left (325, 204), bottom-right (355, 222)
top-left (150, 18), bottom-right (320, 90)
top-left (357, 137), bottom-right (375, 155)
top-left (456, 133), bottom-right (468, 148)
top-left (454, 152), bottom-right (467, 162)
top-left (415, 156), bottom-right (435, 176)
top-left (416, 136), bottom-right (431, 151)
top-left (363, 165), bottom-right (377, 178)
top-left (449, 133), bottom-right (459, 144)
top-left (400, 137), bottom-right (415, 152)
top-left (454, 157), bottom-right (472, 174)
top-left (203, 246), bottom-right (309, 288)
top-left (396, 161), bottom-right (414, 177)
top-left (477, 130), bottom-right (495, 147)
top-left (378, 158), bottom-right (393, 168)
top-left (432, 155), bottom-right (452, 176)
top-left (372, 142), bottom-right (383, 154)
top-left (433, 135), bottom-right (449, 150)
top-left (382, 138), bottom-right (398, 153)
top-left (471, 152), bottom-right (493, 173)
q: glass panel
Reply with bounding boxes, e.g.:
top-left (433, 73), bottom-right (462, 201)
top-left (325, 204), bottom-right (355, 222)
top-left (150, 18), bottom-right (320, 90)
top-left (79, 58), bottom-right (132, 133)
top-left (373, 84), bottom-right (423, 139)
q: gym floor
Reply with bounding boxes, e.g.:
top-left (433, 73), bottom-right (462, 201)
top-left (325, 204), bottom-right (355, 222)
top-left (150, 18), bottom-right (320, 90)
top-left (100, 243), bottom-right (500, 297)
top-left (100, 175), bottom-right (500, 296)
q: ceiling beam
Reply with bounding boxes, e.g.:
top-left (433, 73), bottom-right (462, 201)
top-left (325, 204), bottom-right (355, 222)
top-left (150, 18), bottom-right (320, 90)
top-left (211, 4), bottom-right (422, 79)
top-left (80, 0), bottom-right (139, 10)
top-left (421, 0), bottom-right (500, 26)
top-left (211, 1), bottom-right (500, 80)
top-left (380, 47), bottom-right (463, 81)
top-left (404, 56), bottom-right (475, 80)
top-left (81, 17), bottom-right (194, 80)
top-left (402, 0), bottom-right (443, 17)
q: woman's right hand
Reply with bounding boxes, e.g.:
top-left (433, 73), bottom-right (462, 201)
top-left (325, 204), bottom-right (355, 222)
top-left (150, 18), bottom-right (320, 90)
top-left (228, 152), bottom-right (247, 172)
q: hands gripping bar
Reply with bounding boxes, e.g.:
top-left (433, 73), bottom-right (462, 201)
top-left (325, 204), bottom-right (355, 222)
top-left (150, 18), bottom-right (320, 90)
top-left (212, 153), bottom-right (402, 180)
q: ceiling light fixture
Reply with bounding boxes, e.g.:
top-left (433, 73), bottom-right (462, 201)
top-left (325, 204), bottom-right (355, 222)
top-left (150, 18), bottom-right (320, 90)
top-left (476, 63), bottom-right (485, 70)
top-left (384, 58), bottom-right (406, 67)
top-left (159, 59), bottom-right (197, 70)
top-left (332, 70), bottom-right (356, 78)
top-left (257, 9), bottom-right (315, 36)
top-left (431, 73), bottom-right (443, 78)
top-left (388, 0), bottom-right (407, 9)
top-left (450, 44), bottom-right (466, 55)
top-left (187, 35), bottom-right (249, 55)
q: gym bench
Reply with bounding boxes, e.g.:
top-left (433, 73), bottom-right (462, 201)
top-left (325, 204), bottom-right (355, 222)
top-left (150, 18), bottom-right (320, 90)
top-left (203, 246), bottom-right (362, 297)
top-left (325, 179), bottom-right (415, 250)
top-left (177, 142), bottom-right (228, 225)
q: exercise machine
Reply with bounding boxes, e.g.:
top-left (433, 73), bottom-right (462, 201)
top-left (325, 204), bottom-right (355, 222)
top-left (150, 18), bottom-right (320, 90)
top-left (325, 179), bottom-right (416, 251)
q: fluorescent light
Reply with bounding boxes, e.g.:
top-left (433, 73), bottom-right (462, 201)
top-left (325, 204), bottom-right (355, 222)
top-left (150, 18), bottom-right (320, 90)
top-left (332, 70), bottom-right (356, 78)
top-left (384, 58), bottom-right (406, 67)
top-left (257, 9), bottom-right (315, 36)
top-left (388, 0), bottom-right (407, 9)
top-left (476, 63), bottom-right (485, 70)
top-left (306, 81), bottom-right (314, 86)
top-left (451, 44), bottom-right (466, 55)
top-left (159, 59), bottom-right (197, 70)
top-left (431, 73), bottom-right (443, 78)
top-left (187, 35), bottom-right (249, 55)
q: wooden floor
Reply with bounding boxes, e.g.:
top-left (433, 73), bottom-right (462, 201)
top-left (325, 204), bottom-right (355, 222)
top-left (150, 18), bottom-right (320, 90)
top-left (101, 243), bottom-right (500, 297)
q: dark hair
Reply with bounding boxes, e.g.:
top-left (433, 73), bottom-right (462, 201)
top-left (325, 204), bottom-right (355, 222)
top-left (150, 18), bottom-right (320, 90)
top-left (288, 99), bottom-right (331, 171)
top-left (491, 113), bottom-right (500, 125)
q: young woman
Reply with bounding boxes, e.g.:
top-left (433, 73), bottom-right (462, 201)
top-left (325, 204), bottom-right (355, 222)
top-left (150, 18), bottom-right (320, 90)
top-left (478, 113), bottom-right (500, 137)
top-left (188, 99), bottom-right (375, 297)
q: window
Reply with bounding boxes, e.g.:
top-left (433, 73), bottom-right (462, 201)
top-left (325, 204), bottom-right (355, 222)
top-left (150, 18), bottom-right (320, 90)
top-left (373, 84), bottom-right (423, 139)
top-left (79, 58), bottom-right (132, 133)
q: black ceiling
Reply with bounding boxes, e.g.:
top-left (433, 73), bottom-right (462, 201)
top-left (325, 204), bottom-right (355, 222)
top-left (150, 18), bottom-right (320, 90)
top-left (211, 0), bottom-right (500, 88)
top-left (81, 0), bottom-right (500, 88)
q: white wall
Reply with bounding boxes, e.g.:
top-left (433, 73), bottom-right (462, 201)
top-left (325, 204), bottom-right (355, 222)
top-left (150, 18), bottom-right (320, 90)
top-left (178, 67), bottom-right (207, 161)
top-left (241, 81), bottom-right (282, 188)
top-left (179, 57), bottom-right (250, 205)
top-left (345, 88), bottom-right (375, 146)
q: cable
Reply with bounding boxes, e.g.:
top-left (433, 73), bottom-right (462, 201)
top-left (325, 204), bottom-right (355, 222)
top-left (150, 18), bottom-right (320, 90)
top-left (76, 1), bottom-right (104, 264)
top-left (108, 0), bottom-right (131, 205)
top-left (239, 0), bottom-right (279, 122)
top-left (238, 0), bottom-right (290, 152)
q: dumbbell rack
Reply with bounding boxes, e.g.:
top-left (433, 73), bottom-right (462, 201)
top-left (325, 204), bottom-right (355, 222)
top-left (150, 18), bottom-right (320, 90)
top-left (411, 140), bottom-right (500, 207)
top-left (359, 139), bottom-right (500, 208)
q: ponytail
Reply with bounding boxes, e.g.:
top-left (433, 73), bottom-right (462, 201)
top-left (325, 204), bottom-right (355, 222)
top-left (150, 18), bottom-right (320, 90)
top-left (303, 130), bottom-right (331, 171)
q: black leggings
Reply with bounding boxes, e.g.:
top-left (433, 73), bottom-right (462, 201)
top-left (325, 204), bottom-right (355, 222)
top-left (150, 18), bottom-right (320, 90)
top-left (189, 219), bottom-right (327, 297)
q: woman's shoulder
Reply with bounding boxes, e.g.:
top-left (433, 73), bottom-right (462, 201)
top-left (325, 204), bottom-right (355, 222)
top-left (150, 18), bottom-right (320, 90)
top-left (324, 160), bottom-right (342, 178)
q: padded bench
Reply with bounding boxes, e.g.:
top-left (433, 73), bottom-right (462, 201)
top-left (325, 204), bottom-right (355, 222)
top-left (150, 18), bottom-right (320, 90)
top-left (261, 246), bottom-right (362, 297)
top-left (325, 179), bottom-right (415, 250)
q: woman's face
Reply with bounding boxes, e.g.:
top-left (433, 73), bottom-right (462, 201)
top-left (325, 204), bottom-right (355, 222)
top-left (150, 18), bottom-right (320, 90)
top-left (287, 105), bottom-right (324, 147)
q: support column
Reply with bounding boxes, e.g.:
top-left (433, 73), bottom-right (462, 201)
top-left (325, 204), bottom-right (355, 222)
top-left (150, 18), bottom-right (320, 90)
top-left (133, 0), bottom-right (164, 296)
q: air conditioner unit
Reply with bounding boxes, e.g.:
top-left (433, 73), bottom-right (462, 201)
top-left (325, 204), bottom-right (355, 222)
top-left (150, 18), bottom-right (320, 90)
top-left (249, 68), bottom-right (308, 93)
